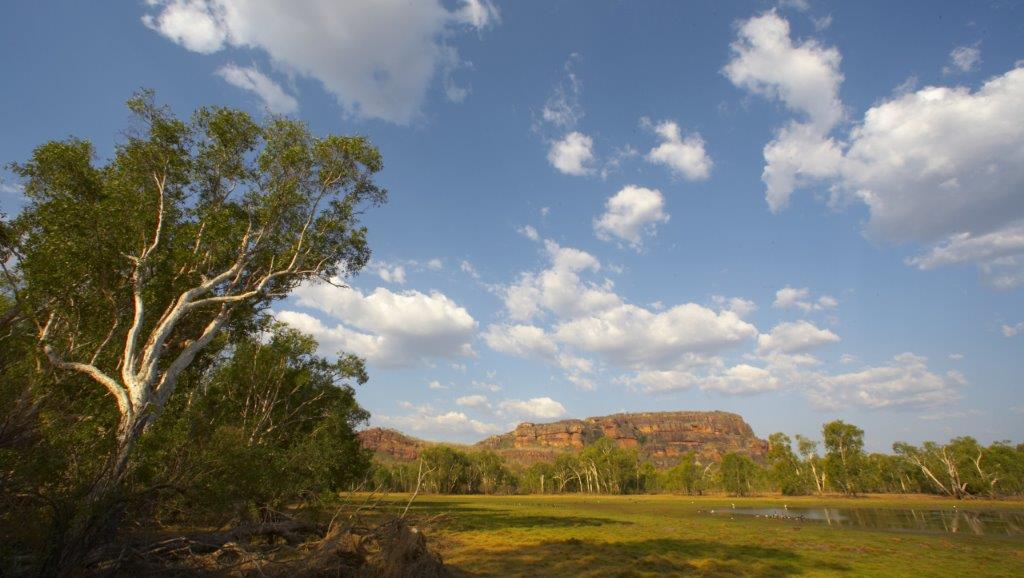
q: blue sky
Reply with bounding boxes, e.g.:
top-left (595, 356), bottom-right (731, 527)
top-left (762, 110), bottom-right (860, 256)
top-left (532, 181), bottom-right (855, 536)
top-left (2, 0), bottom-right (1022, 452)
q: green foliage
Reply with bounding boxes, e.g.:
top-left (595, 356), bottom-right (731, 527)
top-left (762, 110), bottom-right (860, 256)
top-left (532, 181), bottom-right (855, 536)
top-left (719, 452), bottom-right (758, 496)
top-left (132, 323), bottom-right (372, 521)
top-left (766, 433), bottom-right (811, 495)
top-left (823, 420), bottom-right (866, 495)
top-left (662, 452), bottom-right (705, 495)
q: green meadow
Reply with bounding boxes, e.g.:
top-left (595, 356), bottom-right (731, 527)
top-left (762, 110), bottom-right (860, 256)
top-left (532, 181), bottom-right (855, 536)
top-left (361, 494), bottom-right (1024, 577)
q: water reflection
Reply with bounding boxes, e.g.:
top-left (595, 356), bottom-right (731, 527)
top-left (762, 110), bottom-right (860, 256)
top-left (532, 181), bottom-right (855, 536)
top-left (709, 507), bottom-right (1024, 536)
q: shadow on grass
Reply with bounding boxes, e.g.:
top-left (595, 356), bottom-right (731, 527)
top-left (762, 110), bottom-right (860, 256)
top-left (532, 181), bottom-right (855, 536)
top-left (393, 499), bottom-right (634, 532)
top-left (447, 537), bottom-right (851, 577)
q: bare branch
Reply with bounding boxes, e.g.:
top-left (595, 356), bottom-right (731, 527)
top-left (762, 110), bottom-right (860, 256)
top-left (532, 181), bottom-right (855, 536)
top-left (40, 313), bottom-right (131, 416)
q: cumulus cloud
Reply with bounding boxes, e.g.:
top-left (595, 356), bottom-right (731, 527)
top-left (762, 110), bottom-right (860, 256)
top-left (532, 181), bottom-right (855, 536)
top-left (548, 131), bottom-right (595, 176)
top-left (757, 320), bottom-right (839, 354)
top-left (837, 69), bottom-right (1024, 246)
top-left (376, 410), bottom-right (500, 438)
top-left (594, 185), bottom-right (670, 250)
top-left (455, 394), bottom-right (491, 410)
top-left (276, 281), bottom-right (476, 367)
top-left (773, 286), bottom-right (837, 312)
top-left (727, 11), bottom-right (1024, 286)
top-left (723, 10), bottom-right (845, 211)
top-left (712, 295), bottom-right (758, 318)
top-left (620, 366), bottom-right (710, 394)
top-left (372, 262), bottom-right (407, 284)
top-left (503, 240), bottom-right (620, 322)
top-left (497, 397), bottom-right (567, 421)
top-left (701, 364), bottom-right (781, 396)
top-left (482, 324), bottom-right (558, 360)
top-left (216, 63), bottom-right (298, 113)
top-left (644, 119), bottom-right (712, 180)
top-left (807, 353), bottom-right (963, 410)
top-left (723, 10), bottom-right (844, 131)
top-left (555, 303), bottom-right (757, 370)
top-left (428, 380), bottom-right (448, 390)
top-left (143, 0), bottom-right (497, 123)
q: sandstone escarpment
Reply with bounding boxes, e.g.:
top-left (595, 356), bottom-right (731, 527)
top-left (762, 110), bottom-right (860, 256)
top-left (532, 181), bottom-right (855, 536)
top-left (477, 411), bottom-right (767, 466)
top-left (361, 411), bottom-right (767, 468)
top-left (358, 427), bottom-right (434, 461)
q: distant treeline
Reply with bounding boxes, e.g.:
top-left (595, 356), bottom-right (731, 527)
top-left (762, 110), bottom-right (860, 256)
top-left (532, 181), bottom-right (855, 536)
top-left (368, 423), bottom-right (1024, 499)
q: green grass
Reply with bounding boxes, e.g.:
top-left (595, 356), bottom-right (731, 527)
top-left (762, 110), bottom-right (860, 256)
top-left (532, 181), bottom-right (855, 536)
top-left (354, 494), bottom-right (1024, 577)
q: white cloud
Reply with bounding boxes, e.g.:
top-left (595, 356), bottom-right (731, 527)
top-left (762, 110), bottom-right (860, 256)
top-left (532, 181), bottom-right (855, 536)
top-left (216, 63), bottom-right (298, 114)
top-left (142, 0), bottom-right (227, 54)
top-left (712, 295), bottom-right (758, 318)
top-left (723, 10), bottom-right (846, 213)
top-left (644, 120), bottom-right (712, 180)
top-left (757, 320), bottom-right (839, 354)
top-left (730, 12), bottom-right (1024, 286)
top-left (594, 185), bottom-right (670, 249)
top-left (946, 44), bottom-right (981, 74)
top-left (377, 410), bottom-right (500, 437)
top-left (428, 380), bottom-right (448, 390)
top-left (906, 222), bottom-right (1024, 288)
top-left (807, 353), bottom-right (962, 410)
top-left (455, 394), bottom-right (491, 410)
top-left (773, 286), bottom-right (837, 312)
top-left (701, 364), bottom-right (780, 396)
top-left (372, 262), bottom-right (407, 284)
top-left (1002, 321), bottom-right (1024, 337)
top-left (425, 258), bottom-right (443, 271)
top-left (724, 10), bottom-right (844, 131)
top-left (518, 225), bottom-right (540, 242)
top-left (143, 0), bottom-right (496, 123)
top-left (761, 121), bottom-right (844, 212)
top-left (838, 69), bottom-right (1024, 246)
top-left (460, 260), bottom-right (480, 279)
top-left (555, 303), bottom-right (757, 370)
top-left (277, 281), bottom-right (476, 367)
top-left (503, 240), bottom-right (620, 321)
top-left (482, 323), bottom-right (558, 360)
top-left (455, 0), bottom-right (500, 29)
top-left (623, 368), bottom-right (701, 394)
top-left (471, 380), bottom-right (502, 392)
top-left (948, 353), bottom-right (965, 361)
top-left (541, 54), bottom-right (584, 129)
top-left (497, 397), bottom-right (567, 421)
top-left (548, 132), bottom-right (595, 176)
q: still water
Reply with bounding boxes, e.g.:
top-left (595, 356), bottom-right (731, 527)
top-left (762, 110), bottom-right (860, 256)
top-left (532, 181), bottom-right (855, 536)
top-left (707, 506), bottom-right (1024, 536)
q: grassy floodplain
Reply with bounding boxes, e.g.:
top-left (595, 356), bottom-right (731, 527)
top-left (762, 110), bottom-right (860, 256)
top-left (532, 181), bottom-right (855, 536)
top-left (354, 493), bottom-right (1024, 577)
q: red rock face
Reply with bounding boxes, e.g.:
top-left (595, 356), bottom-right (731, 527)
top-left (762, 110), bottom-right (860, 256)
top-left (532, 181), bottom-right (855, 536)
top-left (358, 427), bottom-right (430, 461)
top-left (478, 411), bottom-right (768, 467)
top-left (361, 411), bottom-right (768, 468)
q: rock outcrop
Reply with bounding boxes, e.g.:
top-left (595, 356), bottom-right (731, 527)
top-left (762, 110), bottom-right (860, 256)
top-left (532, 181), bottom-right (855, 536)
top-left (361, 410), bottom-right (767, 467)
top-left (477, 411), bottom-right (767, 466)
top-left (358, 427), bottom-right (434, 461)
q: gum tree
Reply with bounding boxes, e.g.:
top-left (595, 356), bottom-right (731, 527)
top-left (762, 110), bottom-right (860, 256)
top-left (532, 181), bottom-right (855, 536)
top-left (1, 92), bottom-right (386, 502)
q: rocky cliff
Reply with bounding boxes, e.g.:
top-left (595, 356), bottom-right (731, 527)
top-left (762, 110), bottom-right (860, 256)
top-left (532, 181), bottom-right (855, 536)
top-left (477, 411), bottom-right (767, 466)
top-left (361, 410), bottom-right (767, 467)
top-left (358, 427), bottom-right (435, 461)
